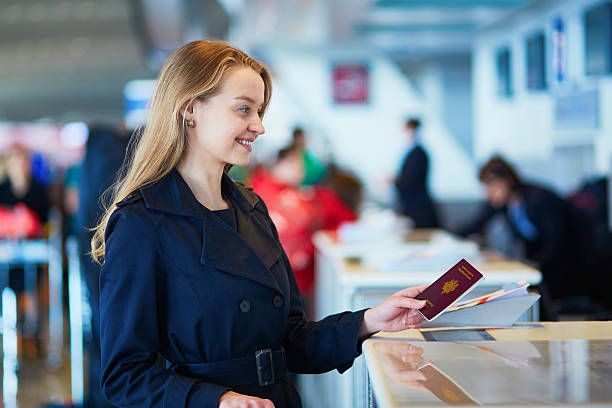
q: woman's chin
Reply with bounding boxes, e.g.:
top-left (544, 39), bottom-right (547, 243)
top-left (228, 156), bottom-right (250, 168)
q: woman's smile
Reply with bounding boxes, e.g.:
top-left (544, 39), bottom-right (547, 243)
top-left (235, 137), bottom-right (254, 152)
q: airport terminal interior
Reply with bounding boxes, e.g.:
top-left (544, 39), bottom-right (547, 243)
top-left (1, 0), bottom-right (612, 407)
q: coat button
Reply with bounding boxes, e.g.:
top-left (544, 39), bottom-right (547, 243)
top-left (239, 299), bottom-right (251, 313)
top-left (273, 295), bottom-right (283, 308)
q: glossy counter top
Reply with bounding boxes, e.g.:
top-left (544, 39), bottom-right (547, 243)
top-left (363, 322), bottom-right (612, 407)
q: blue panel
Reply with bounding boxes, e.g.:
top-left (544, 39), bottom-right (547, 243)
top-left (555, 89), bottom-right (599, 130)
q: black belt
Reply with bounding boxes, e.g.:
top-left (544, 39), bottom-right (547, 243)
top-left (170, 347), bottom-right (286, 386)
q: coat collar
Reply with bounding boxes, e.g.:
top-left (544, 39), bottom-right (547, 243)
top-left (139, 168), bottom-right (258, 218)
top-left (139, 168), bottom-right (281, 292)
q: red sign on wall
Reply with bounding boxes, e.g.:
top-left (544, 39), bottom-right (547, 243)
top-left (332, 64), bottom-right (369, 104)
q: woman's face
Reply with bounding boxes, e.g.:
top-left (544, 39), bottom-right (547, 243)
top-left (273, 152), bottom-right (305, 187)
top-left (6, 149), bottom-right (31, 182)
top-left (185, 67), bottom-right (265, 168)
top-left (484, 178), bottom-right (511, 208)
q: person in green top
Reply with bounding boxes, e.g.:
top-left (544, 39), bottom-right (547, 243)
top-left (290, 127), bottom-right (327, 186)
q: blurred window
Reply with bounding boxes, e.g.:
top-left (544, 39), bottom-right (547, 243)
top-left (496, 47), bottom-right (513, 97)
top-left (526, 31), bottom-right (547, 91)
top-left (585, 2), bottom-right (612, 76)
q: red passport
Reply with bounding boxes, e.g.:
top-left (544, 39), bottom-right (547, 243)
top-left (416, 259), bottom-right (484, 321)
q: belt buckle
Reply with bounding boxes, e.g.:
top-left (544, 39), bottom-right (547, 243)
top-left (255, 348), bottom-right (275, 386)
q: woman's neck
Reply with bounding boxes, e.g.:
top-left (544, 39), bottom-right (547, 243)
top-left (176, 155), bottom-right (229, 211)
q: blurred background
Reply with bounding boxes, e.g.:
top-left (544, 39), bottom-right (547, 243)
top-left (0, 0), bottom-right (611, 407)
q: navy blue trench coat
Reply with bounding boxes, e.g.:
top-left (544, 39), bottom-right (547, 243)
top-left (99, 168), bottom-right (367, 407)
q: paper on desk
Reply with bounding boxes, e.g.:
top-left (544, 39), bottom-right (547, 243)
top-left (366, 240), bottom-right (481, 273)
top-left (422, 294), bottom-right (541, 328)
top-left (448, 281), bottom-right (529, 311)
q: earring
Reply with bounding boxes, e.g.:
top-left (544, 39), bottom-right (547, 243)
top-left (186, 119), bottom-right (195, 128)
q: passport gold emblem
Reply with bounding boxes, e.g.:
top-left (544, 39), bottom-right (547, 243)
top-left (441, 279), bottom-right (459, 294)
top-left (443, 388), bottom-right (460, 401)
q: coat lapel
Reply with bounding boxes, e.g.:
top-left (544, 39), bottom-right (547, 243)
top-left (200, 211), bottom-right (281, 292)
top-left (140, 169), bottom-right (282, 292)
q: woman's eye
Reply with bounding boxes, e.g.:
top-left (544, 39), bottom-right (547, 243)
top-left (239, 106), bottom-right (250, 113)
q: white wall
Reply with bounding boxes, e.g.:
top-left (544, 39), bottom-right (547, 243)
top-left (257, 49), bottom-right (481, 205)
top-left (473, 0), bottom-right (612, 193)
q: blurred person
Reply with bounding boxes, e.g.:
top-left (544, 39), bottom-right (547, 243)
top-left (290, 127), bottom-right (327, 186)
top-left (0, 145), bottom-right (50, 228)
top-left (62, 164), bottom-right (81, 237)
top-left (395, 118), bottom-right (439, 228)
top-left (91, 40), bottom-right (427, 408)
top-left (567, 176), bottom-right (609, 227)
top-left (77, 124), bottom-right (131, 408)
top-left (0, 146), bottom-right (50, 359)
top-left (320, 163), bottom-right (363, 215)
top-left (250, 146), bottom-right (357, 307)
top-left (456, 156), bottom-right (608, 309)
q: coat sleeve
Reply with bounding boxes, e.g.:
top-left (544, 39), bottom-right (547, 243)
top-left (99, 208), bottom-right (229, 408)
top-left (254, 198), bottom-right (367, 375)
top-left (282, 248), bottom-right (367, 374)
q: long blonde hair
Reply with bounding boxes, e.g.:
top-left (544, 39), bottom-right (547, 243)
top-left (90, 40), bottom-right (272, 265)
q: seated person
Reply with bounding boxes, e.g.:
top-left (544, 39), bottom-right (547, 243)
top-left (250, 147), bottom-right (356, 301)
top-left (456, 156), bottom-right (607, 308)
top-left (0, 145), bottom-right (50, 236)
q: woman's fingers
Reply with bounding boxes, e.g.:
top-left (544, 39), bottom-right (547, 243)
top-left (219, 391), bottom-right (275, 408)
top-left (254, 399), bottom-right (275, 408)
top-left (394, 296), bottom-right (427, 310)
top-left (397, 369), bottom-right (427, 383)
top-left (406, 308), bottom-right (421, 317)
top-left (248, 399), bottom-right (274, 408)
top-left (394, 285), bottom-right (428, 298)
top-left (402, 315), bottom-right (423, 327)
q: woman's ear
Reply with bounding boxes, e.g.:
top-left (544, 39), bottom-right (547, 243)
top-left (180, 99), bottom-right (195, 120)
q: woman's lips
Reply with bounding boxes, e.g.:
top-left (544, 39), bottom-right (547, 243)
top-left (235, 138), bottom-right (253, 152)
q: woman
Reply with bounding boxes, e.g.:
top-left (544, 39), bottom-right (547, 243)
top-left (92, 40), bottom-right (426, 408)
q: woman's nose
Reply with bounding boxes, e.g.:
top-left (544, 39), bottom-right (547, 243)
top-left (248, 116), bottom-right (265, 135)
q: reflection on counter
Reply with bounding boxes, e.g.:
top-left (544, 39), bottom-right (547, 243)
top-left (374, 342), bottom-right (428, 392)
top-left (418, 363), bottom-right (480, 406)
top-left (367, 339), bottom-right (612, 407)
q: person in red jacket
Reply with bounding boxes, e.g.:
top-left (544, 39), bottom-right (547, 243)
top-left (250, 147), bottom-right (356, 304)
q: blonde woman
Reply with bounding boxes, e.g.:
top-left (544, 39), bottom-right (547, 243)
top-left (92, 40), bottom-right (426, 408)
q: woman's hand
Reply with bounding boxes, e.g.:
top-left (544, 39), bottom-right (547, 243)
top-left (219, 391), bottom-right (275, 408)
top-left (359, 286), bottom-right (427, 337)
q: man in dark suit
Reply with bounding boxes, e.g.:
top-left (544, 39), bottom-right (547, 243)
top-left (457, 156), bottom-right (609, 311)
top-left (395, 118), bottom-right (439, 228)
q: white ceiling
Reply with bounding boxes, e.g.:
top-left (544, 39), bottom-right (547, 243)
top-left (0, 0), bottom-right (536, 122)
top-left (0, 0), bottom-right (150, 122)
